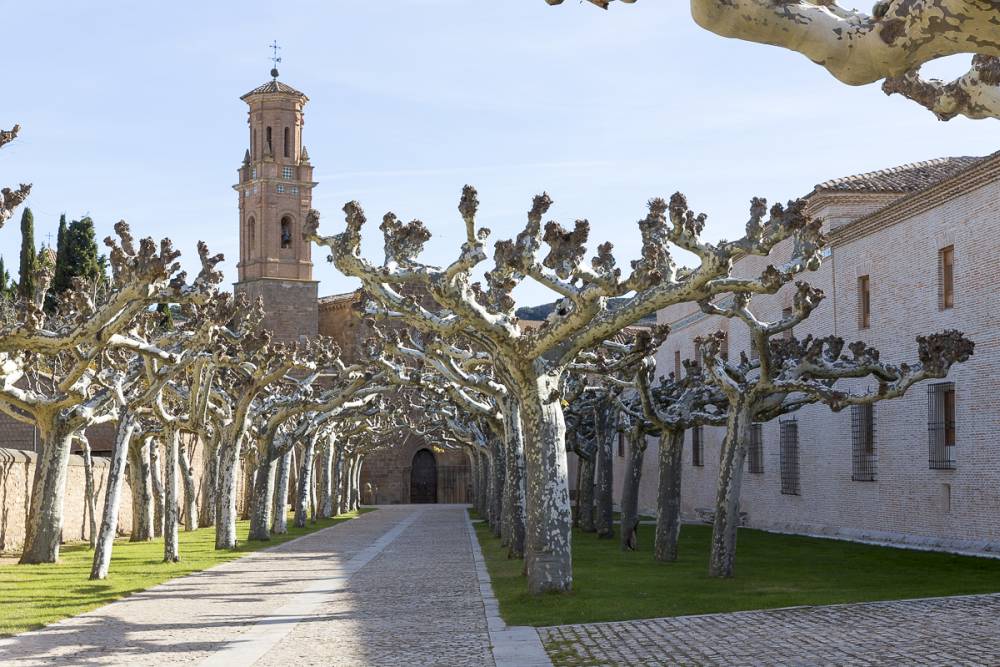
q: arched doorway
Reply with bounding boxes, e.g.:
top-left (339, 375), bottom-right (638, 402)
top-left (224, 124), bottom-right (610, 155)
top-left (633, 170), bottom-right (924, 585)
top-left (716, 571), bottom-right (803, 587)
top-left (410, 449), bottom-right (437, 504)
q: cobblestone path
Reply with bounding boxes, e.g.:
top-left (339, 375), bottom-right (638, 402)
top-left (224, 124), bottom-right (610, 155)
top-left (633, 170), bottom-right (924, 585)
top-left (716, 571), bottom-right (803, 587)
top-left (540, 593), bottom-right (1000, 666)
top-left (0, 505), bottom-right (495, 666)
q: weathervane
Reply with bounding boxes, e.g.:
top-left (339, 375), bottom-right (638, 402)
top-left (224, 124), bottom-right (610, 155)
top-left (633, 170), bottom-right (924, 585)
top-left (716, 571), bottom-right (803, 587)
top-left (269, 40), bottom-right (282, 79)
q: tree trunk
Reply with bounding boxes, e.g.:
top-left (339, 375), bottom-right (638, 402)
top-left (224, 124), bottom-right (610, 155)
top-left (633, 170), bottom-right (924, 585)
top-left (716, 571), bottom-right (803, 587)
top-left (594, 415), bottom-right (615, 540)
top-left (334, 448), bottom-right (347, 516)
top-left (654, 429), bottom-right (685, 562)
top-left (240, 454), bottom-right (255, 521)
top-left (200, 439), bottom-right (219, 528)
top-left (502, 407), bottom-right (527, 560)
top-left (19, 424), bottom-right (74, 564)
top-left (709, 403), bottom-right (753, 578)
top-left (577, 454), bottom-right (596, 533)
top-left (215, 438), bottom-right (242, 549)
top-left (128, 438), bottom-right (154, 542)
top-left (519, 373), bottom-right (573, 594)
top-left (163, 430), bottom-right (180, 563)
top-left (350, 457), bottom-right (362, 511)
top-left (271, 448), bottom-right (292, 535)
top-left (620, 428), bottom-right (646, 552)
top-left (81, 436), bottom-right (98, 549)
top-left (90, 414), bottom-right (136, 580)
top-left (295, 435), bottom-right (318, 528)
top-left (149, 438), bottom-right (165, 538)
top-left (490, 445), bottom-right (504, 538)
top-left (318, 439), bottom-right (334, 518)
top-left (248, 452), bottom-right (276, 541)
top-left (479, 452), bottom-right (490, 517)
top-left (177, 436), bottom-right (198, 532)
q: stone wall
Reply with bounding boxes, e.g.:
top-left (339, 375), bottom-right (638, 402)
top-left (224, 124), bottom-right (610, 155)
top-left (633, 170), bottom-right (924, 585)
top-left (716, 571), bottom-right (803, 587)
top-left (0, 448), bottom-right (134, 554)
top-left (236, 278), bottom-right (318, 343)
top-left (360, 437), bottom-right (471, 505)
top-left (599, 154), bottom-right (1000, 556)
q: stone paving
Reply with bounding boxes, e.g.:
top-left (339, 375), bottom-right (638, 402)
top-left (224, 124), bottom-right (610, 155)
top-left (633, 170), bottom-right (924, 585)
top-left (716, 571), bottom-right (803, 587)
top-left (0, 505), bottom-right (499, 666)
top-left (539, 593), bottom-right (1000, 666)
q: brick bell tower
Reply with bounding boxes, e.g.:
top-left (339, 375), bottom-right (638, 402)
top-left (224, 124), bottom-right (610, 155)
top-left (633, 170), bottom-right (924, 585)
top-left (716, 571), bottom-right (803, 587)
top-left (234, 64), bottom-right (318, 342)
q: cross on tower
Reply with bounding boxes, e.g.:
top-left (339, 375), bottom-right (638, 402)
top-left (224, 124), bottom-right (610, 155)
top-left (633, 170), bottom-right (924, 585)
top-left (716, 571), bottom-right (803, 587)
top-left (269, 40), bottom-right (282, 78)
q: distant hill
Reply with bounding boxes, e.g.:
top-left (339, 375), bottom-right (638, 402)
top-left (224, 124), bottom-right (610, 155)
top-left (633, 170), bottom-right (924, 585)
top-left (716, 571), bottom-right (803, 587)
top-left (516, 298), bottom-right (657, 325)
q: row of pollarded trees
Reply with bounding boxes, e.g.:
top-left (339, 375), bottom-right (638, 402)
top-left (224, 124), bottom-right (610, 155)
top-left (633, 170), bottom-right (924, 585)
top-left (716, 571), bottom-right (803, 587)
top-left (0, 127), bottom-right (412, 580)
top-left (305, 178), bottom-right (973, 590)
top-left (545, 0), bottom-right (1000, 121)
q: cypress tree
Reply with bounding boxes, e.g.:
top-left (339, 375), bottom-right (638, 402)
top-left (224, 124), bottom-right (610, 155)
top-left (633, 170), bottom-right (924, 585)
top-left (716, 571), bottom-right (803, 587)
top-left (17, 208), bottom-right (36, 302)
top-left (58, 217), bottom-right (102, 290)
top-left (52, 214), bottom-right (69, 293)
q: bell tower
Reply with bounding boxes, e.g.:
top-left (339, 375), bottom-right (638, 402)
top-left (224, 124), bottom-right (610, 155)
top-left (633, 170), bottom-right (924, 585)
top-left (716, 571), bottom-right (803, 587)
top-left (234, 64), bottom-right (318, 341)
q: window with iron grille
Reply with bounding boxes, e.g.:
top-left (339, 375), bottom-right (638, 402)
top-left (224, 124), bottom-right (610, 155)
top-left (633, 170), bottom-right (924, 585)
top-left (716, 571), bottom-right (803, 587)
top-left (282, 166), bottom-right (294, 180)
top-left (748, 423), bottom-right (764, 474)
top-left (928, 382), bottom-right (956, 469)
top-left (938, 246), bottom-right (954, 310)
top-left (858, 275), bottom-right (870, 329)
top-left (851, 404), bottom-right (877, 481)
top-left (691, 426), bottom-right (703, 467)
top-left (276, 184), bottom-right (285, 193)
top-left (779, 419), bottom-right (800, 495)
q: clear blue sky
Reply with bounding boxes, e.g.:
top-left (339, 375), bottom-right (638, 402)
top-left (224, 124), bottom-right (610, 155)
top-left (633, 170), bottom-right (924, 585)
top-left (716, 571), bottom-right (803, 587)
top-left (2, 1), bottom-right (997, 304)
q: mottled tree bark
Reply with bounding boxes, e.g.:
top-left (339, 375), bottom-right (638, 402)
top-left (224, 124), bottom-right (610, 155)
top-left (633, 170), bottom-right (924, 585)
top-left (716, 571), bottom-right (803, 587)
top-left (150, 440), bottom-right (165, 538)
top-left (490, 444), bottom-right (505, 538)
top-left (163, 430), bottom-right (180, 562)
top-left (90, 414), bottom-right (136, 580)
top-left (502, 401), bottom-right (526, 559)
top-left (19, 424), bottom-right (74, 564)
top-left (318, 439), bottom-right (335, 518)
top-left (520, 374), bottom-right (573, 594)
top-left (271, 448), bottom-right (292, 535)
top-left (200, 440), bottom-right (219, 528)
top-left (709, 402), bottom-right (752, 578)
top-left (177, 436), bottom-right (198, 532)
top-left (128, 439), bottom-right (155, 542)
top-left (594, 415), bottom-right (615, 540)
top-left (335, 448), bottom-right (347, 516)
top-left (80, 437), bottom-right (98, 549)
top-left (295, 435), bottom-right (318, 528)
top-left (620, 428), bottom-right (646, 552)
top-left (248, 454), bottom-right (277, 541)
top-left (215, 439), bottom-right (242, 549)
top-left (653, 429), bottom-right (685, 562)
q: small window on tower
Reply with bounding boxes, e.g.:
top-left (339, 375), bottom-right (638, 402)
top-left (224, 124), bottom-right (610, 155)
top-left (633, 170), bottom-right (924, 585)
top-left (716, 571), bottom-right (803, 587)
top-left (283, 127), bottom-right (290, 158)
top-left (282, 166), bottom-right (294, 180)
top-left (248, 216), bottom-right (256, 248)
top-left (291, 186), bottom-right (299, 194)
top-left (276, 184), bottom-right (285, 193)
top-left (280, 216), bottom-right (293, 249)
top-left (251, 167), bottom-right (257, 179)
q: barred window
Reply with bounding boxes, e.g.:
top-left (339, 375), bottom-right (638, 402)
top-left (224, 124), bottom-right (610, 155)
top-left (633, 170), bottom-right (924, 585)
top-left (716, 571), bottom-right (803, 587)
top-left (276, 184), bottom-right (285, 193)
top-left (691, 426), bottom-right (703, 467)
top-left (938, 246), bottom-right (954, 310)
top-left (851, 404), bottom-right (877, 481)
top-left (779, 419), bottom-right (800, 495)
top-left (282, 166), bottom-right (294, 180)
top-left (748, 423), bottom-right (764, 474)
top-left (251, 167), bottom-right (257, 179)
top-left (858, 275), bottom-right (870, 329)
top-left (928, 382), bottom-right (956, 469)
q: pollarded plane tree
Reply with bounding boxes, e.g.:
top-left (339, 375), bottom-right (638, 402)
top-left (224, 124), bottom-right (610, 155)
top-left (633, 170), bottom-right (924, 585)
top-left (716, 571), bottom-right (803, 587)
top-left (545, 1), bottom-right (1000, 121)
top-left (307, 187), bottom-right (822, 593)
top-left (696, 282), bottom-right (975, 578)
top-left (379, 324), bottom-right (528, 555)
top-left (0, 125), bottom-right (30, 228)
top-left (0, 224), bottom-right (223, 564)
top-left (89, 293), bottom-right (238, 577)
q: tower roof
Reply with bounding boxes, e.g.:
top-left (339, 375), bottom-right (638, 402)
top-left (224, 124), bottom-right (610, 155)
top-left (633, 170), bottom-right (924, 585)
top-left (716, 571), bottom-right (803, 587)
top-left (241, 78), bottom-right (308, 101)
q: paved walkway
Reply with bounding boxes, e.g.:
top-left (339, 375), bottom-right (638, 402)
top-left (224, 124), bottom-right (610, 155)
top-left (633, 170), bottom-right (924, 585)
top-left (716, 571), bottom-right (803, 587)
top-left (540, 593), bottom-right (1000, 666)
top-left (0, 505), bottom-right (533, 666)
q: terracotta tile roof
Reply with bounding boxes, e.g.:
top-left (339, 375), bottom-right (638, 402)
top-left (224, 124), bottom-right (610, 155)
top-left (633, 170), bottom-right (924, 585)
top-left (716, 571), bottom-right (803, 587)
top-left (241, 79), bottom-right (307, 100)
top-left (814, 156), bottom-right (982, 194)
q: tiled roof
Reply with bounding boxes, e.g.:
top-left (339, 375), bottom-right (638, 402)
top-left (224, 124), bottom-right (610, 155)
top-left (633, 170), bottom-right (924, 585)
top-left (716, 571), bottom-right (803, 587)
top-left (241, 79), bottom-right (307, 100)
top-left (814, 156), bottom-right (982, 194)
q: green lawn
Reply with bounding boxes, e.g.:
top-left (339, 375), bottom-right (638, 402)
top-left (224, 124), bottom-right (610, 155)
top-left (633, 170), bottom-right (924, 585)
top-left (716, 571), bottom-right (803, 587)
top-left (0, 509), bottom-right (372, 637)
top-left (474, 517), bottom-right (1000, 626)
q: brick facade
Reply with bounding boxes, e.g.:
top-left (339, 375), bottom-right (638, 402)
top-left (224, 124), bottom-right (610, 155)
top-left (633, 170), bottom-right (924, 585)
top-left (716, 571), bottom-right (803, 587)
top-left (599, 153), bottom-right (1000, 556)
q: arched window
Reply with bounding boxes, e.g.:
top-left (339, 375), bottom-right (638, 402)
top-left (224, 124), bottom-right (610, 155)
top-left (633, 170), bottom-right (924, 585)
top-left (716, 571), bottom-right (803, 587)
top-left (280, 216), bottom-right (293, 249)
top-left (283, 127), bottom-right (290, 158)
top-left (265, 126), bottom-right (273, 155)
top-left (248, 216), bottom-right (256, 250)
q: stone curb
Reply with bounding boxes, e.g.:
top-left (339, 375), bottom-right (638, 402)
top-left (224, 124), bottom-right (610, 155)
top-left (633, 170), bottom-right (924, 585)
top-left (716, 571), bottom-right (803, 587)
top-left (465, 513), bottom-right (553, 667)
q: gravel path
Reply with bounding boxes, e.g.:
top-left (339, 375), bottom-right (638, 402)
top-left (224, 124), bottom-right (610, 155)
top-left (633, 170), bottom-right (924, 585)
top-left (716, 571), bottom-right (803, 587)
top-left (0, 505), bottom-right (494, 666)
